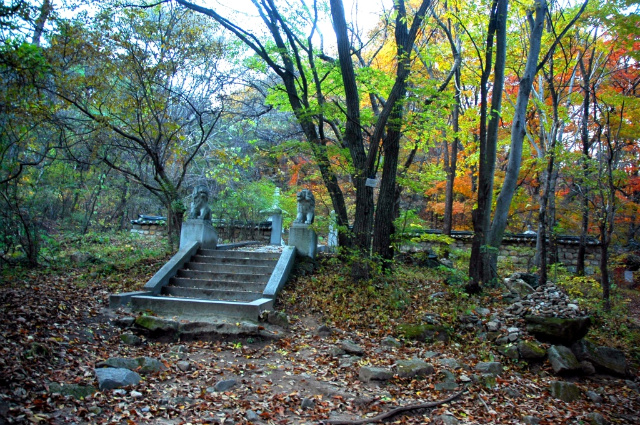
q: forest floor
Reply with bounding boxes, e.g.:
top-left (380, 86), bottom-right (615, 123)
top-left (1, 235), bottom-right (639, 425)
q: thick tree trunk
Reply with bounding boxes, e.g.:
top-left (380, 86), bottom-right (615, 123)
top-left (468, 0), bottom-right (508, 292)
top-left (486, 0), bottom-right (548, 278)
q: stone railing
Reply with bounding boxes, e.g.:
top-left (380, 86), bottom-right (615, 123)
top-left (406, 230), bottom-right (601, 274)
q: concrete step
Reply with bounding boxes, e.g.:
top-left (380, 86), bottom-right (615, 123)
top-left (130, 295), bottom-right (273, 320)
top-left (191, 255), bottom-right (278, 267)
top-left (169, 277), bottom-right (265, 292)
top-left (162, 286), bottom-right (263, 302)
top-left (175, 269), bottom-right (269, 283)
top-left (184, 262), bottom-right (273, 276)
top-left (199, 249), bottom-right (280, 261)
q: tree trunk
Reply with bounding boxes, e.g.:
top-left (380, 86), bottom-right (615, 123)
top-left (485, 0), bottom-right (548, 279)
top-left (443, 67), bottom-right (461, 237)
top-left (468, 0), bottom-right (509, 292)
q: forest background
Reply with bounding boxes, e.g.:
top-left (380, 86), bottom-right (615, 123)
top-left (1, 0), bottom-right (639, 302)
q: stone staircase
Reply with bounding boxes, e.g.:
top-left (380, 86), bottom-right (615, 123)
top-left (113, 245), bottom-right (296, 321)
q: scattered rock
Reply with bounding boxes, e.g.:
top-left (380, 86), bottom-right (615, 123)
top-left (549, 381), bottom-right (581, 402)
top-left (340, 340), bottom-right (364, 356)
top-left (120, 333), bottom-right (143, 346)
top-left (97, 357), bottom-right (165, 374)
top-left (586, 412), bottom-right (606, 425)
top-left (130, 390), bottom-right (143, 398)
top-left (381, 336), bottom-right (402, 348)
top-left (399, 323), bottom-right (450, 343)
top-left (396, 359), bottom-right (434, 379)
top-left (517, 340), bottom-right (546, 360)
top-left (438, 358), bottom-right (464, 370)
top-left (505, 278), bottom-right (535, 298)
top-left (134, 316), bottom-right (179, 334)
top-left (498, 344), bottom-right (519, 359)
top-left (581, 360), bottom-right (596, 376)
top-left (434, 381), bottom-right (459, 391)
top-left (571, 339), bottom-right (629, 377)
top-left (475, 361), bottom-right (502, 376)
top-left (245, 410), bottom-right (259, 422)
top-left (547, 345), bottom-right (581, 375)
top-left (264, 311), bottom-right (290, 327)
top-left (317, 325), bottom-right (333, 336)
top-left (432, 414), bottom-right (459, 425)
top-left (525, 316), bottom-right (591, 344)
top-left (176, 361), bottom-right (191, 372)
top-left (48, 383), bottom-right (97, 399)
top-left (94, 368), bottom-right (141, 390)
top-left (214, 379), bottom-right (238, 392)
top-left (359, 366), bottom-right (393, 382)
top-left (301, 397), bottom-right (315, 409)
top-left (113, 317), bottom-right (135, 328)
top-left (586, 391), bottom-right (604, 404)
top-left (328, 346), bottom-right (346, 356)
top-left (522, 415), bottom-right (540, 425)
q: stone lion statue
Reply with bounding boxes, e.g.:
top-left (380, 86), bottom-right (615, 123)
top-left (187, 185), bottom-right (212, 221)
top-left (294, 189), bottom-right (315, 224)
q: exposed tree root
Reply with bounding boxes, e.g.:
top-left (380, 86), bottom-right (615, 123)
top-left (321, 390), bottom-right (466, 425)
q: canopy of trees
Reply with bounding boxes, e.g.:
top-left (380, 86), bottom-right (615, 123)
top-left (1, 0), bottom-right (639, 301)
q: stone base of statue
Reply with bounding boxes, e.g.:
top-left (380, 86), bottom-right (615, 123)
top-left (180, 219), bottom-right (218, 250)
top-left (289, 223), bottom-right (317, 258)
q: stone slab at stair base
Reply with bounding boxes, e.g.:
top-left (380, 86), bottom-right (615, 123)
top-left (289, 223), bottom-right (317, 258)
top-left (180, 219), bottom-right (218, 250)
top-left (130, 296), bottom-right (274, 320)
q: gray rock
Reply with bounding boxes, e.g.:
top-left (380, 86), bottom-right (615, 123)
top-left (522, 415), bottom-right (540, 425)
top-left (547, 345), bottom-right (581, 375)
top-left (340, 340), bottom-right (364, 356)
top-left (176, 361), bottom-right (191, 372)
top-left (475, 362), bottom-right (502, 376)
top-left (517, 340), bottom-right (546, 360)
top-left (245, 410), bottom-right (259, 422)
top-left (475, 307), bottom-right (491, 316)
top-left (586, 412), bottom-right (606, 425)
top-left (113, 317), bottom-right (135, 328)
top-left (433, 414), bottom-right (459, 425)
top-left (301, 397), bottom-right (315, 409)
top-left (317, 325), bottom-right (333, 336)
top-left (381, 336), bottom-right (402, 348)
top-left (586, 390), bottom-right (603, 404)
top-left (580, 360), bottom-right (596, 375)
top-left (434, 381), bottom-right (458, 391)
top-left (505, 278), bottom-right (535, 298)
top-left (525, 316), bottom-right (591, 344)
top-left (266, 311), bottom-right (290, 327)
top-left (98, 357), bottom-right (165, 374)
top-left (359, 366), bottom-right (393, 382)
top-left (130, 390), bottom-right (143, 398)
top-left (95, 368), bottom-right (141, 390)
top-left (549, 381), bottom-right (581, 402)
top-left (48, 383), bottom-right (97, 399)
top-left (120, 333), bottom-right (143, 346)
top-left (571, 340), bottom-right (629, 376)
top-left (328, 346), bottom-right (346, 356)
top-left (214, 379), bottom-right (238, 392)
top-left (438, 358), bottom-right (463, 370)
top-left (400, 323), bottom-right (450, 343)
top-left (396, 359), bottom-right (434, 379)
top-left (134, 316), bottom-right (179, 333)
top-left (88, 406), bottom-right (102, 414)
top-left (486, 321), bottom-right (501, 332)
top-left (498, 344), bottom-right (519, 359)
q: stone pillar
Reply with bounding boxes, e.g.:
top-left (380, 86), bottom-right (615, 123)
top-left (180, 219), bottom-right (218, 250)
top-left (268, 211), bottom-right (283, 245)
top-left (289, 223), bottom-right (317, 258)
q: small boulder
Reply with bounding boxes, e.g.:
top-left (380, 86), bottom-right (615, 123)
top-left (525, 316), bottom-right (591, 344)
top-left (359, 366), bottom-right (393, 382)
top-left (432, 414), bottom-right (459, 425)
top-left (301, 397), bottom-right (315, 409)
top-left (522, 416), bottom-right (540, 425)
top-left (48, 383), bottom-right (97, 399)
top-left (98, 357), bottom-right (165, 374)
top-left (396, 359), bottom-right (434, 379)
top-left (317, 325), bottom-right (333, 336)
top-left (571, 339), bottom-right (629, 377)
top-left (120, 333), bottom-right (143, 346)
top-left (381, 336), bottom-right (402, 348)
top-left (549, 381), bottom-right (581, 402)
top-left (214, 379), bottom-right (238, 392)
top-left (399, 323), bottom-right (450, 343)
top-left (547, 345), bottom-right (581, 375)
top-left (517, 340), bottom-right (546, 360)
top-left (134, 316), bottom-right (179, 334)
top-left (475, 362), bottom-right (502, 376)
top-left (505, 278), bottom-right (535, 298)
top-left (586, 412), bottom-right (606, 425)
top-left (340, 340), bottom-right (364, 356)
top-left (95, 368), bottom-right (141, 390)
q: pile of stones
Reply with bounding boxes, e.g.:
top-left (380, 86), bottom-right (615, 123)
top-left (505, 279), bottom-right (585, 319)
